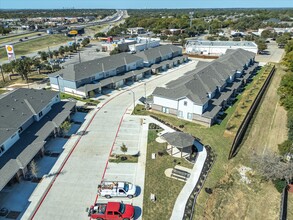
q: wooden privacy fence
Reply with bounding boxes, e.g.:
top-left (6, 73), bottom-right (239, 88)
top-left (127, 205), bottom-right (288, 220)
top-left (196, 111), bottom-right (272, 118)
top-left (228, 65), bottom-right (276, 159)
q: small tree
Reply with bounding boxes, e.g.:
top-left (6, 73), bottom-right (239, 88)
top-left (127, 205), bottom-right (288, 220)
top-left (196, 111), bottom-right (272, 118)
top-left (60, 120), bottom-right (71, 136)
top-left (110, 47), bottom-right (120, 55)
top-left (29, 160), bottom-right (38, 180)
top-left (120, 143), bottom-right (128, 155)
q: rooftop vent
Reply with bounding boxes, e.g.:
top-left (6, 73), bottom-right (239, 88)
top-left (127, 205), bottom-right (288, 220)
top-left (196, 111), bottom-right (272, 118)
top-left (12, 108), bottom-right (15, 111)
top-left (14, 99), bottom-right (17, 101)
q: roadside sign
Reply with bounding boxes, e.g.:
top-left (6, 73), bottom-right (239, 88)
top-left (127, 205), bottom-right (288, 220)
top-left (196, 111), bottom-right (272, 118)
top-left (69, 30), bottom-right (78, 35)
top-left (5, 45), bottom-right (15, 61)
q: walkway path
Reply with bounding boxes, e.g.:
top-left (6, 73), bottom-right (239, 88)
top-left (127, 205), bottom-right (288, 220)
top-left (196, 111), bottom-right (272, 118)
top-left (170, 146), bottom-right (207, 220)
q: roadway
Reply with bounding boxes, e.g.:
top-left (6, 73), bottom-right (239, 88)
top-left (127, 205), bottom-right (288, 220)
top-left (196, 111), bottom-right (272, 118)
top-left (0, 9), bottom-right (126, 49)
top-left (26, 60), bottom-right (199, 220)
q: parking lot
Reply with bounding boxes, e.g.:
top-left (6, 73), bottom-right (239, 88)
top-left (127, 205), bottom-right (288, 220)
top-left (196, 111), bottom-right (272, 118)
top-left (255, 40), bottom-right (285, 64)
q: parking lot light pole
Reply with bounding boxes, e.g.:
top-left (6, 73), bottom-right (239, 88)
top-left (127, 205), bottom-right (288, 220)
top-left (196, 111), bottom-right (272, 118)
top-left (144, 83), bottom-right (147, 99)
top-left (129, 89), bottom-right (135, 110)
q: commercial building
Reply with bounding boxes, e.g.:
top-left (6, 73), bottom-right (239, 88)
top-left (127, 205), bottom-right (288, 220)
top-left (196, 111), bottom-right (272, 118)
top-left (185, 40), bottom-right (258, 56)
top-left (49, 45), bottom-right (188, 97)
top-left (127, 27), bottom-right (145, 35)
top-left (0, 88), bottom-right (76, 191)
top-left (151, 49), bottom-right (258, 127)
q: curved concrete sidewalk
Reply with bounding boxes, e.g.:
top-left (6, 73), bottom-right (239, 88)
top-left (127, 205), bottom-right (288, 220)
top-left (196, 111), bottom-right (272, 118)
top-left (170, 146), bottom-right (207, 220)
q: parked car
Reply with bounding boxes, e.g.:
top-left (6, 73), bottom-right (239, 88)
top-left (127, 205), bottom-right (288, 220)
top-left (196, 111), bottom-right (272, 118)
top-left (98, 181), bottom-right (137, 199)
top-left (87, 202), bottom-right (135, 220)
top-left (19, 38), bottom-right (23, 42)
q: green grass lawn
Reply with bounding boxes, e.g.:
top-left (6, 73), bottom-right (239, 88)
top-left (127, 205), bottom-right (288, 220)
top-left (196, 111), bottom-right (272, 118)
top-left (143, 129), bottom-right (194, 220)
top-left (60, 92), bottom-right (99, 105)
top-left (0, 34), bottom-right (71, 62)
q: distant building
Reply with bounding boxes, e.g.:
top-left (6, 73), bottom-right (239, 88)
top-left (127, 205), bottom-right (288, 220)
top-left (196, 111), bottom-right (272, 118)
top-left (127, 27), bottom-right (145, 35)
top-left (264, 18), bottom-right (281, 24)
top-left (185, 40), bottom-right (258, 56)
top-left (0, 88), bottom-right (76, 191)
top-left (128, 37), bottom-right (160, 52)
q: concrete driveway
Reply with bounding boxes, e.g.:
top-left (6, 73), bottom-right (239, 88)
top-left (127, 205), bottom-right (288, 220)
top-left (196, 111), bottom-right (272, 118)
top-left (23, 60), bottom-right (199, 220)
top-left (255, 41), bottom-right (285, 64)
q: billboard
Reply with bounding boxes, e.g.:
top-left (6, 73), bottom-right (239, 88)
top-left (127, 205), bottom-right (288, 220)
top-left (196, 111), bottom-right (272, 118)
top-left (5, 45), bottom-right (15, 61)
top-left (68, 30), bottom-right (78, 35)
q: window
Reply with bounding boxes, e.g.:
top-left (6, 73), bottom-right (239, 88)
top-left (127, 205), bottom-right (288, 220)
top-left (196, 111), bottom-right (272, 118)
top-left (184, 101), bottom-right (187, 106)
top-left (162, 107), bottom-right (169, 114)
top-left (18, 127), bottom-right (23, 133)
top-left (114, 212), bottom-right (120, 216)
top-left (39, 111), bottom-right (43, 117)
top-left (178, 111), bottom-right (183, 118)
top-left (107, 211), bottom-right (113, 215)
top-left (187, 113), bottom-right (193, 120)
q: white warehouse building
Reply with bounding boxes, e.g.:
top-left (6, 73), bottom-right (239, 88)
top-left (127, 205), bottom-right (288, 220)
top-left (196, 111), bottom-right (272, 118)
top-left (185, 40), bottom-right (258, 56)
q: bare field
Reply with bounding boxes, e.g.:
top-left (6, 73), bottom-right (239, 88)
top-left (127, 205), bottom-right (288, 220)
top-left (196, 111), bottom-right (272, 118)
top-left (195, 65), bottom-right (287, 220)
top-left (288, 192), bottom-right (293, 220)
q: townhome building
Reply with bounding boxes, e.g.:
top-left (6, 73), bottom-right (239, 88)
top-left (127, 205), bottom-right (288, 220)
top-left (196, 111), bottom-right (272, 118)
top-left (151, 49), bottom-right (257, 126)
top-left (49, 45), bottom-right (188, 97)
top-left (0, 88), bottom-right (76, 191)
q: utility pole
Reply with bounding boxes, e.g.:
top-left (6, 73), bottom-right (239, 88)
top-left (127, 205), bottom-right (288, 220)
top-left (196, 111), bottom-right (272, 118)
top-left (189, 12), bottom-right (194, 29)
top-left (78, 51), bottom-right (81, 63)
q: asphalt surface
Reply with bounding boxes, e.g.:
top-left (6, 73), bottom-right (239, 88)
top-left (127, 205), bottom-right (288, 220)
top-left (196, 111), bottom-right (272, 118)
top-left (255, 40), bottom-right (285, 64)
top-left (24, 60), bottom-right (198, 220)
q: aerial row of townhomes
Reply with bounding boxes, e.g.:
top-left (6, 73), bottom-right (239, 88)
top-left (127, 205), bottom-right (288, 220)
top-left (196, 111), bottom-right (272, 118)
top-left (0, 89), bottom-right (76, 191)
top-left (0, 43), bottom-right (257, 191)
top-left (49, 45), bottom-right (188, 97)
top-left (151, 48), bottom-right (257, 126)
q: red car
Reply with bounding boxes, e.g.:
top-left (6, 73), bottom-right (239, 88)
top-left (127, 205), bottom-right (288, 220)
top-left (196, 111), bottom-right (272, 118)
top-left (88, 202), bottom-right (135, 220)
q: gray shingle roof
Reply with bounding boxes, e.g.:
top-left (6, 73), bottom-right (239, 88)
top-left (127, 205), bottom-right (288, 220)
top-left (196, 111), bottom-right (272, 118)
top-left (152, 49), bottom-right (255, 106)
top-left (0, 88), bottom-right (58, 146)
top-left (135, 44), bottom-right (182, 62)
top-left (0, 100), bottom-right (75, 191)
top-left (51, 53), bottom-right (143, 82)
top-left (162, 132), bottom-right (195, 148)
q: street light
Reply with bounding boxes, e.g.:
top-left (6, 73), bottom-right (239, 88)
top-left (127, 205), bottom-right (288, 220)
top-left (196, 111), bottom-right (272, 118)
top-left (144, 83), bottom-right (147, 99)
top-left (128, 89), bottom-right (135, 110)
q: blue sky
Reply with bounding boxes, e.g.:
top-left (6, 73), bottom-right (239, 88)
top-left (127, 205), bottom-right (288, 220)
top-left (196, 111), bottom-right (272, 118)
top-left (0, 0), bottom-right (292, 9)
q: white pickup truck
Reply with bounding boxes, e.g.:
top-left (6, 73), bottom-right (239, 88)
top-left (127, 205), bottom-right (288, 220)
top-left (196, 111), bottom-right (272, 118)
top-left (98, 181), bottom-right (137, 199)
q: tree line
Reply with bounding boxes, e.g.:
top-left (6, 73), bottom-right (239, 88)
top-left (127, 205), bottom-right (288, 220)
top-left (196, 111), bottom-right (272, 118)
top-left (0, 9), bottom-right (116, 19)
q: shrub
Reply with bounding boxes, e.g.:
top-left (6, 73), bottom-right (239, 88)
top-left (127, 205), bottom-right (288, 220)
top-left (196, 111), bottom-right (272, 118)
top-left (278, 140), bottom-right (293, 155)
top-left (273, 179), bottom-right (287, 193)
